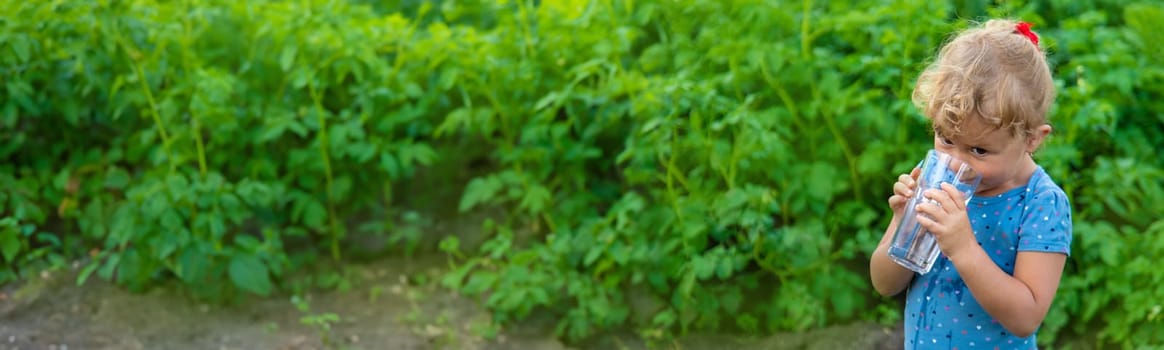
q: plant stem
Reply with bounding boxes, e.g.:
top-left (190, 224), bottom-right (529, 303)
top-left (310, 84), bottom-right (343, 261)
top-left (119, 36), bottom-right (175, 172)
top-left (801, 0), bottom-right (814, 60)
top-left (191, 116), bottom-right (208, 177)
top-left (819, 91), bottom-right (863, 203)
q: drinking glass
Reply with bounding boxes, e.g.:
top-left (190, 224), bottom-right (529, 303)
top-left (887, 149), bottom-right (982, 274)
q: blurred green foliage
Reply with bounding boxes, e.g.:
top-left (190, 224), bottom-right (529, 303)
top-left (1, 0), bottom-right (1161, 348)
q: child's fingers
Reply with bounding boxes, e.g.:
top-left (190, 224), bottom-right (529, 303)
top-left (897, 173), bottom-right (915, 188)
top-left (888, 194), bottom-right (908, 209)
top-left (888, 169), bottom-right (922, 212)
top-left (888, 194), bottom-right (902, 203)
top-left (914, 201), bottom-right (936, 218)
top-left (939, 183), bottom-right (966, 210)
top-left (894, 181), bottom-right (914, 197)
top-left (925, 188), bottom-right (959, 214)
top-left (915, 211), bottom-right (940, 233)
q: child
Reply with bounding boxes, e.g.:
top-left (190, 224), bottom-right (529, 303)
top-left (869, 19), bottom-right (1073, 349)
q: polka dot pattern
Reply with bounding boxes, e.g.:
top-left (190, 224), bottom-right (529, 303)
top-left (902, 167), bottom-right (1072, 349)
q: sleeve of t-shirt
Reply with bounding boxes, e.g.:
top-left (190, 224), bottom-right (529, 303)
top-left (1016, 187), bottom-right (1073, 256)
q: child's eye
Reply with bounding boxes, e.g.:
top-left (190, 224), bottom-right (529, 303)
top-left (940, 137), bottom-right (955, 145)
top-left (970, 147), bottom-right (989, 155)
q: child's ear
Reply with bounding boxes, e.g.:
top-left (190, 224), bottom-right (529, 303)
top-left (1026, 124), bottom-right (1053, 153)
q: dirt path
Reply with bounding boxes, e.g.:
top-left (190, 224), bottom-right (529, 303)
top-left (0, 257), bottom-right (902, 350)
top-left (0, 256), bottom-right (534, 350)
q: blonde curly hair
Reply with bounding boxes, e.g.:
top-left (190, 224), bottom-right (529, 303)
top-left (912, 19), bottom-right (1056, 139)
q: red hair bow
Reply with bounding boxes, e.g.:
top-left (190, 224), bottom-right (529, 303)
top-left (1015, 21), bottom-right (1039, 46)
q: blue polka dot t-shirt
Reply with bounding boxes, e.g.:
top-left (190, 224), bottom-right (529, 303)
top-left (903, 166), bottom-right (1072, 349)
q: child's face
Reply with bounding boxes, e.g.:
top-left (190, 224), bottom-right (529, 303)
top-left (932, 118), bottom-right (1045, 197)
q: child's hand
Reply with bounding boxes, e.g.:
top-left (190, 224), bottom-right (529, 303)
top-left (915, 183), bottom-right (976, 260)
top-left (888, 167), bottom-right (922, 217)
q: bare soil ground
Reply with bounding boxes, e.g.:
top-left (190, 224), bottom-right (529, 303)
top-left (0, 256), bottom-right (903, 350)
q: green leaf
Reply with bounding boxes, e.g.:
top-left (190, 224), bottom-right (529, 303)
top-left (54, 169), bottom-right (71, 190)
top-left (404, 143), bottom-right (437, 166)
top-left (235, 235), bottom-right (263, 252)
top-left (220, 192), bottom-right (242, 214)
top-left (380, 152), bottom-right (401, 179)
top-left (459, 175), bottom-right (502, 212)
top-left (1099, 241), bottom-right (1121, 266)
top-left (518, 184), bottom-right (551, 213)
top-left (441, 260), bottom-right (478, 290)
top-left (330, 175), bottom-right (353, 201)
top-left (736, 313), bottom-right (759, 333)
top-left (346, 142), bottom-right (377, 163)
top-left (291, 67), bottom-right (312, 88)
top-left (583, 247), bottom-right (603, 266)
top-left (99, 253), bottom-right (122, 280)
top-left (438, 67), bottom-right (460, 91)
top-left (77, 261), bottom-right (100, 286)
top-left (0, 222), bottom-right (20, 263)
top-left (11, 35), bottom-right (31, 63)
top-left (160, 210), bottom-right (182, 230)
top-left (104, 167), bottom-right (131, 189)
top-left (652, 309), bottom-right (676, 327)
top-left (433, 107), bottom-right (470, 138)
top-left (403, 82), bottom-right (422, 98)
top-left (534, 91), bottom-right (561, 111)
top-left (463, 271), bottom-right (497, 295)
top-left (693, 255), bottom-right (715, 280)
top-left (303, 199), bottom-right (326, 228)
top-left (257, 121), bottom-right (287, 143)
top-left (280, 44), bottom-right (298, 72)
top-left (528, 286), bottom-right (550, 306)
top-left (438, 236), bottom-right (460, 255)
top-left (229, 254), bottom-right (273, 296)
top-left (715, 254), bottom-right (734, 279)
top-left (177, 247), bottom-right (210, 283)
top-left (34, 232), bottom-right (61, 247)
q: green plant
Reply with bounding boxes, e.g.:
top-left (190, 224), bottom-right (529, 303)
top-left (435, 0), bottom-right (947, 341)
top-left (3, 0), bottom-right (1163, 348)
top-left (0, 0), bottom-right (441, 300)
top-left (433, 0), bottom-right (1164, 347)
top-left (292, 295), bottom-right (342, 348)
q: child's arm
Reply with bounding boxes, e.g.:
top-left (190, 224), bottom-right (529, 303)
top-left (917, 183), bottom-right (1069, 337)
top-left (870, 215), bottom-right (915, 296)
top-left (948, 248), bottom-right (1066, 337)
top-left (869, 168), bottom-right (922, 296)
